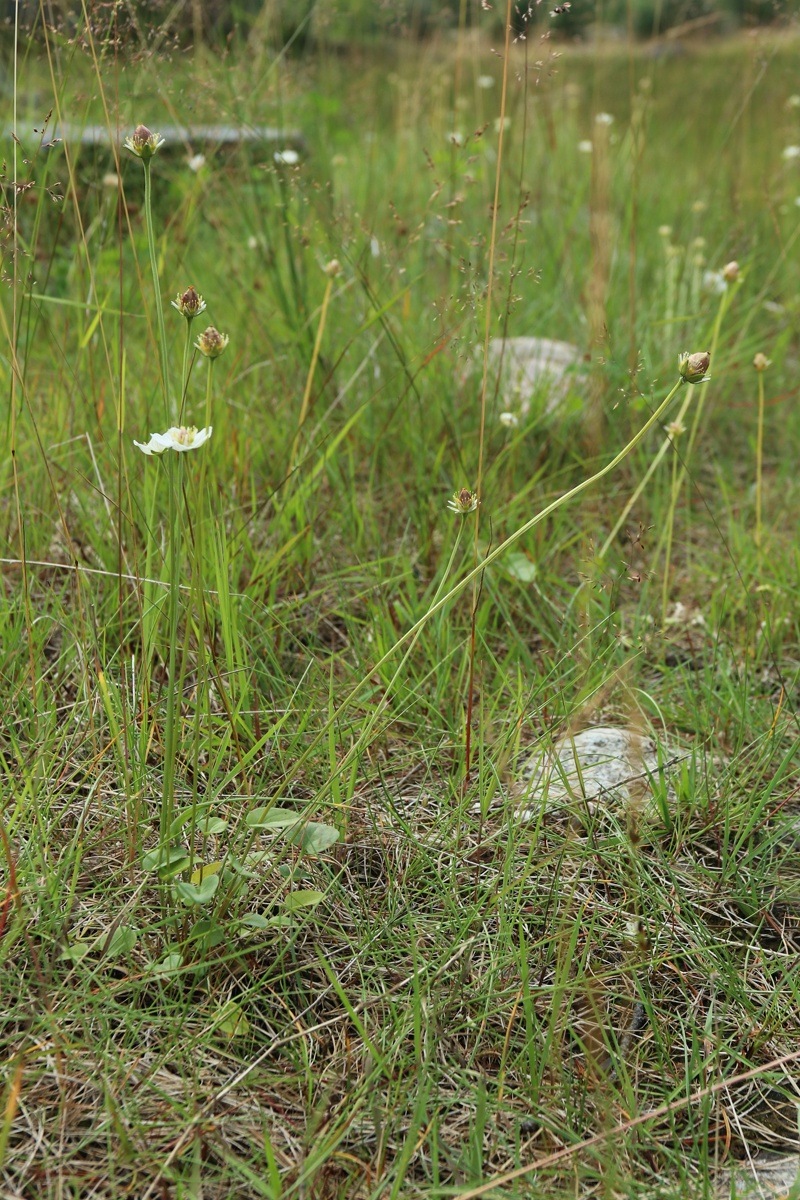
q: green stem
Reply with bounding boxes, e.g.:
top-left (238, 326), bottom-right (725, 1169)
top-left (755, 371), bottom-right (765, 554)
top-left (161, 454), bottom-right (181, 854)
top-left (662, 436), bottom-right (679, 628)
top-left (178, 320), bottom-right (193, 425)
top-left (290, 276), bottom-right (333, 473)
top-left (204, 357), bottom-right (214, 432)
top-left (186, 365), bottom-right (215, 872)
top-left (142, 160), bottom-right (171, 422)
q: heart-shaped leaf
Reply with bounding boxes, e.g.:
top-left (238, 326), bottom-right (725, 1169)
top-left (142, 845), bottom-right (191, 878)
top-left (199, 817), bottom-right (228, 835)
top-left (283, 889), bottom-right (325, 912)
top-left (286, 821), bottom-right (339, 857)
top-left (59, 942), bottom-right (90, 962)
top-left (152, 952), bottom-right (183, 978)
top-left (216, 1001), bottom-right (249, 1038)
top-left (190, 862), bottom-right (222, 885)
top-left (175, 874), bottom-right (220, 905)
top-left (246, 807), bottom-right (301, 830)
top-left (106, 925), bottom-right (138, 957)
top-left (239, 912), bottom-right (269, 929)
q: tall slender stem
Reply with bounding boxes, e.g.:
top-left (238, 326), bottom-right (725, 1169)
top-left (143, 160), bottom-right (171, 421)
top-left (755, 371), bottom-right (765, 554)
top-left (290, 276), bottom-right (333, 471)
top-left (662, 436), bottom-right (679, 628)
top-left (178, 320), bottom-right (193, 425)
top-left (161, 454), bottom-right (181, 853)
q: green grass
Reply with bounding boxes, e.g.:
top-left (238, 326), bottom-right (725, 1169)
top-left (2, 10), bottom-right (800, 1199)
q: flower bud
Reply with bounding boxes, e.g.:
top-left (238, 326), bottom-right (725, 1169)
top-left (195, 326), bottom-right (229, 360)
top-left (722, 260), bottom-right (740, 283)
top-left (665, 418), bottom-right (686, 439)
top-left (678, 350), bottom-right (710, 385)
top-left (172, 286), bottom-right (206, 320)
top-left (124, 124), bottom-right (166, 160)
top-left (324, 259), bottom-right (341, 278)
top-left (753, 352), bottom-right (771, 372)
top-left (447, 488), bottom-right (479, 515)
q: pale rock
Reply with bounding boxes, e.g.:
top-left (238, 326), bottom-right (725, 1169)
top-left (483, 337), bottom-right (584, 415)
top-left (716, 1154), bottom-right (800, 1198)
top-left (515, 726), bottom-right (682, 823)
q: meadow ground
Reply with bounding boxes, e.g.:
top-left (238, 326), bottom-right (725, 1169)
top-left (1, 13), bottom-right (800, 1198)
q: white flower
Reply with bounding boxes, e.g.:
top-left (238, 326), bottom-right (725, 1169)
top-left (782, 145), bottom-right (800, 161)
top-left (187, 153), bottom-right (206, 173)
top-left (595, 111), bottom-right (614, 126)
top-left (499, 411), bottom-right (519, 427)
top-left (787, 95), bottom-right (800, 109)
top-left (658, 224), bottom-right (672, 238)
top-left (134, 426), bottom-right (213, 456)
top-left (691, 199), bottom-right (707, 214)
top-left (703, 269), bottom-right (727, 295)
top-left (795, 196), bottom-right (800, 208)
top-left (577, 140), bottom-right (593, 154)
top-left (477, 75), bottom-right (495, 89)
top-left (274, 149), bottom-right (299, 165)
top-left (102, 172), bottom-right (120, 189)
top-left (447, 131), bottom-right (464, 147)
top-left (247, 235), bottom-right (259, 250)
top-left (370, 236), bottom-right (380, 258)
top-left (494, 116), bottom-right (511, 133)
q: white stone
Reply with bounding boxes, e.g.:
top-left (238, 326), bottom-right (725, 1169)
top-left (516, 726), bottom-right (681, 823)
top-left (716, 1155), bottom-right (800, 1198)
top-left (483, 337), bottom-right (584, 415)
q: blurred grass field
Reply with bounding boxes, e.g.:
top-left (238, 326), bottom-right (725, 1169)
top-left (2, 10), bottom-right (800, 1198)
